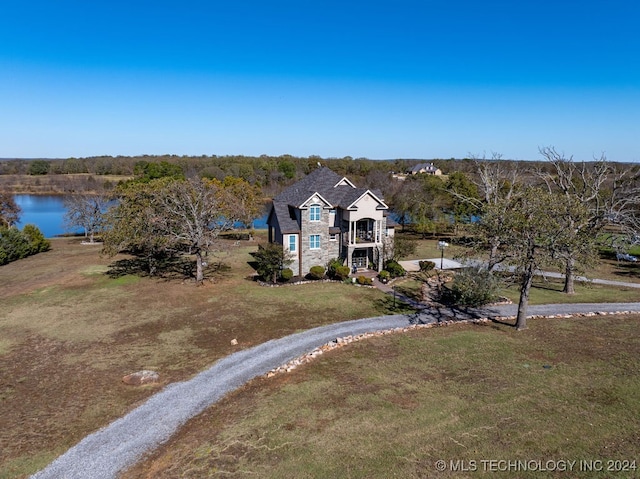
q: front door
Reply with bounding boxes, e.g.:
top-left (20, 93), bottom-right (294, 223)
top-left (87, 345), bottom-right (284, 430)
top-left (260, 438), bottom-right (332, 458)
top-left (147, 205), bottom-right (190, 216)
top-left (352, 249), bottom-right (367, 268)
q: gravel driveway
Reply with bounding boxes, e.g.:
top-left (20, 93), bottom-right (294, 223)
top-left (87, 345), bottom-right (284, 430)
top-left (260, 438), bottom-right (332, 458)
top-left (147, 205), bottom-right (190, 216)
top-left (31, 302), bottom-right (640, 479)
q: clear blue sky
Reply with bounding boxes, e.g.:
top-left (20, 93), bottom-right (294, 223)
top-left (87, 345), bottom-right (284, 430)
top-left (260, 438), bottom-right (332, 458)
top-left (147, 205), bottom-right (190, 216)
top-left (1, 1), bottom-right (639, 161)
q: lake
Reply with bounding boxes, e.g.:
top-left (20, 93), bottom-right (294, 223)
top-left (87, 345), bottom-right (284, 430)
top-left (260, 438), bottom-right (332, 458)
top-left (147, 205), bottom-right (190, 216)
top-left (14, 195), bottom-right (70, 238)
top-left (13, 195), bottom-right (269, 238)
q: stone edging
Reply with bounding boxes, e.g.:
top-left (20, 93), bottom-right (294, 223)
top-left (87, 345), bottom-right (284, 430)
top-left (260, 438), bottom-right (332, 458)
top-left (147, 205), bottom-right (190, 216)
top-left (265, 310), bottom-right (640, 378)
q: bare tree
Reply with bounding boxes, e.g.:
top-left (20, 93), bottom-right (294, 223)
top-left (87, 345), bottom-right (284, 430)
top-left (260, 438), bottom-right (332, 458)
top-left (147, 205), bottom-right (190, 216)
top-left (158, 178), bottom-right (236, 284)
top-left (63, 194), bottom-right (110, 243)
top-left (482, 188), bottom-right (589, 330)
top-left (459, 153), bottom-right (521, 270)
top-left (537, 147), bottom-right (628, 293)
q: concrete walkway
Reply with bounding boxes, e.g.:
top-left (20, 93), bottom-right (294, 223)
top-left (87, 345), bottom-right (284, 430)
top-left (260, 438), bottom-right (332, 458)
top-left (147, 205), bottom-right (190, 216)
top-left (31, 298), bottom-right (640, 479)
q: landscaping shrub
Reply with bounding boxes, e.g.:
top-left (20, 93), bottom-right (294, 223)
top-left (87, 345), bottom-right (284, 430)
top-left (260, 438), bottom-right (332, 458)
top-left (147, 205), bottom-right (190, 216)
top-left (22, 224), bottom-right (50, 254)
top-left (384, 260), bottom-right (405, 278)
top-left (378, 270), bottom-right (390, 283)
top-left (308, 265), bottom-right (326, 280)
top-left (327, 258), bottom-right (349, 280)
top-left (0, 225), bottom-right (50, 265)
top-left (334, 265), bottom-right (351, 281)
top-left (419, 260), bottom-right (436, 272)
top-left (280, 268), bottom-right (293, 282)
top-left (442, 267), bottom-right (500, 306)
top-left (356, 275), bottom-right (373, 286)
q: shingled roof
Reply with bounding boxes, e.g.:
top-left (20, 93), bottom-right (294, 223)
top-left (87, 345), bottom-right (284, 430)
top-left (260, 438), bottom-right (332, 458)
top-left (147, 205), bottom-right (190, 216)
top-left (269, 166), bottom-right (389, 233)
top-left (274, 166), bottom-right (385, 208)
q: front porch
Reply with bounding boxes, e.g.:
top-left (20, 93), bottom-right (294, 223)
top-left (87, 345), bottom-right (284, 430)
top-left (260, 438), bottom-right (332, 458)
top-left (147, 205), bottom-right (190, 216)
top-left (345, 245), bottom-right (382, 272)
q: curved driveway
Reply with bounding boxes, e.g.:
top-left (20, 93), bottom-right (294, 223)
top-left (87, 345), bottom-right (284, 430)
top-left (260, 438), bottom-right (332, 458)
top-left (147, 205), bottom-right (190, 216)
top-left (32, 302), bottom-right (640, 479)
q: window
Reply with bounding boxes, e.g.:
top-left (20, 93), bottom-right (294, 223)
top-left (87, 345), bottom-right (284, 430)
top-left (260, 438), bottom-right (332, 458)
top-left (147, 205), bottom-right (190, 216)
top-left (329, 233), bottom-right (337, 241)
top-left (310, 234), bottom-right (320, 249)
top-left (288, 235), bottom-right (297, 252)
top-left (310, 204), bottom-right (321, 222)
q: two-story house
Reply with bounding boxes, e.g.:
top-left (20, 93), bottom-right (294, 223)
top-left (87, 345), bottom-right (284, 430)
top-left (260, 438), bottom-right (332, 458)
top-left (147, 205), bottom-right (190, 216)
top-left (266, 167), bottom-right (395, 277)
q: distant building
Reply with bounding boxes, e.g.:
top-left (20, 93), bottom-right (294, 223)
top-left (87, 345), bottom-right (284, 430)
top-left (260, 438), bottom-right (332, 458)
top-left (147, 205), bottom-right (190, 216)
top-left (266, 167), bottom-right (395, 276)
top-left (409, 163), bottom-right (442, 175)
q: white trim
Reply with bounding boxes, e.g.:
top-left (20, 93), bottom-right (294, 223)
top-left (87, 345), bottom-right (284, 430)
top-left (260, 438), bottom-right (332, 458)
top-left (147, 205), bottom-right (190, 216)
top-left (346, 189), bottom-right (388, 210)
top-left (299, 192), bottom-right (332, 209)
top-left (288, 234), bottom-right (297, 252)
top-left (309, 234), bottom-right (321, 250)
top-left (334, 177), bottom-right (356, 188)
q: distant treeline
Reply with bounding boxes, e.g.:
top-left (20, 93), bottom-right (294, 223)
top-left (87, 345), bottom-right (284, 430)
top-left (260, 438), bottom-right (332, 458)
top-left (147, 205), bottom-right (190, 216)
top-left (0, 154), bottom-right (443, 180)
top-left (2, 154), bottom-right (633, 198)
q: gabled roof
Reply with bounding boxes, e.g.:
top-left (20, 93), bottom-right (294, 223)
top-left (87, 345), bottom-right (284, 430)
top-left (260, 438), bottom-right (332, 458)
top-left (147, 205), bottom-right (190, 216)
top-left (274, 167), bottom-right (347, 206)
top-left (269, 167), bottom-right (390, 233)
top-left (273, 166), bottom-right (388, 210)
top-left (344, 189), bottom-right (389, 210)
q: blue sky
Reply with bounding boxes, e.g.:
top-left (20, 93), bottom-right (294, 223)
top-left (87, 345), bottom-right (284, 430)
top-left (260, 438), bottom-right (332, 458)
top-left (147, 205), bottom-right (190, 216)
top-left (1, 1), bottom-right (639, 161)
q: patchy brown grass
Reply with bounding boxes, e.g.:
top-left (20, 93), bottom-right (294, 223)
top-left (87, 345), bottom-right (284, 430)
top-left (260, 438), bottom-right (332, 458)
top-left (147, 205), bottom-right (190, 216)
top-left (0, 174), bottom-right (130, 194)
top-left (123, 316), bottom-right (640, 479)
top-left (1, 235), bottom-right (638, 478)
top-left (0, 238), bottom-right (393, 478)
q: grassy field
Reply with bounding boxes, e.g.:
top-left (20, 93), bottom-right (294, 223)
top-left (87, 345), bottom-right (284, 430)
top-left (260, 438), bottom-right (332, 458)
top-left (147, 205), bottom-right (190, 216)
top-left (0, 237), bottom-right (395, 478)
top-left (0, 173), bottom-right (131, 194)
top-left (1, 234), bottom-right (638, 478)
top-left (122, 316), bottom-right (640, 478)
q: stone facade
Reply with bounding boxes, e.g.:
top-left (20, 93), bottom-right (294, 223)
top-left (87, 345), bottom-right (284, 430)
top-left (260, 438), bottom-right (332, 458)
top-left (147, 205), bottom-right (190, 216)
top-left (267, 167), bottom-right (395, 277)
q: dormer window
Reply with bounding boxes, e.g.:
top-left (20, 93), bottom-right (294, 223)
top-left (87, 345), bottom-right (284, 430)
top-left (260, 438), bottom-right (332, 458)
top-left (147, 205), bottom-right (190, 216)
top-left (310, 204), bottom-right (321, 222)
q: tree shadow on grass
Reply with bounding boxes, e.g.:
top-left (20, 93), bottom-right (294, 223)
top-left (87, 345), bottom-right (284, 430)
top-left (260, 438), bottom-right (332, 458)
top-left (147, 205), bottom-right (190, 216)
top-left (373, 295), bottom-right (419, 315)
top-left (404, 303), bottom-right (517, 329)
top-left (106, 255), bottom-right (231, 282)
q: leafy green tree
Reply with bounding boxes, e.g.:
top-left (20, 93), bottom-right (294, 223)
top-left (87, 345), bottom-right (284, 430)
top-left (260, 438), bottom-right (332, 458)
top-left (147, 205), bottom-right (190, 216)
top-left (445, 171), bottom-right (480, 234)
top-left (133, 161), bottom-right (184, 182)
top-left (252, 242), bottom-right (293, 283)
top-left (102, 179), bottom-right (178, 276)
top-left (28, 159), bottom-right (50, 175)
top-left (104, 177), bottom-right (238, 283)
top-left (207, 176), bottom-right (263, 231)
top-left (277, 160), bottom-right (296, 179)
top-left (390, 175), bottom-right (450, 237)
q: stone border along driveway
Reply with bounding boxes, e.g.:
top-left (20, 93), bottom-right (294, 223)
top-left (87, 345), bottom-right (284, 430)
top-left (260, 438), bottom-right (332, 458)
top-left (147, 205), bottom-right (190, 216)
top-left (31, 302), bottom-right (640, 479)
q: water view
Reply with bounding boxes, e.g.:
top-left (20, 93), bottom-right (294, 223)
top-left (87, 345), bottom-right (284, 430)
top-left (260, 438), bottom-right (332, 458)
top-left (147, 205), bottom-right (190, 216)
top-left (13, 195), bottom-right (269, 238)
top-left (14, 195), bottom-right (69, 238)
